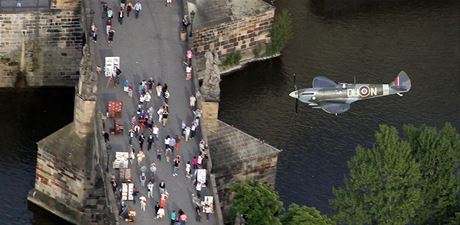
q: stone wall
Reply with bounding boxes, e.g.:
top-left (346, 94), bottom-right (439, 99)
top-left (215, 152), bottom-right (278, 220)
top-left (192, 7), bottom-right (274, 61)
top-left (207, 120), bottom-right (281, 222)
top-left (30, 122), bottom-right (93, 224)
top-left (0, 0), bottom-right (83, 87)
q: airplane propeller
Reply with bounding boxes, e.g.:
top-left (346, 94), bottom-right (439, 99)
top-left (293, 73), bottom-right (299, 113)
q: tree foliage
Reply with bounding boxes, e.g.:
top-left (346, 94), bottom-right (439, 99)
top-left (231, 180), bottom-right (283, 225)
top-left (331, 125), bottom-right (423, 225)
top-left (331, 123), bottom-right (460, 225)
top-left (281, 203), bottom-right (334, 225)
top-left (403, 123), bottom-right (460, 225)
top-left (267, 9), bottom-right (293, 55)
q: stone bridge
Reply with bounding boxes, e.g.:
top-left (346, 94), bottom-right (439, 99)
top-left (0, 0), bottom-right (281, 224)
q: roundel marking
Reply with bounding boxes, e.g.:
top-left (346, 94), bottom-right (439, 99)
top-left (358, 85), bottom-right (370, 98)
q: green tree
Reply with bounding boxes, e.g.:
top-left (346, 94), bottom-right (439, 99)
top-left (267, 9), bottom-right (293, 55)
top-left (281, 203), bottom-right (334, 225)
top-left (403, 123), bottom-right (460, 225)
top-left (231, 180), bottom-right (283, 225)
top-left (331, 125), bottom-right (423, 225)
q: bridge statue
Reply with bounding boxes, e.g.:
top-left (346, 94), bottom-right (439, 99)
top-left (200, 50), bottom-right (221, 102)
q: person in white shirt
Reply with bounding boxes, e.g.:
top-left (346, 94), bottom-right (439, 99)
top-left (185, 161), bottom-right (191, 178)
top-left (144, 92), bottom-right (151, 105)
top-left (156, 207), bottom-right (165, 219)
top-left (189, 95), bottom-right (196, 110)
top-left (147, 181), bottom-right (154, 198)
top-left (152, 125), bottom-right (159, 140)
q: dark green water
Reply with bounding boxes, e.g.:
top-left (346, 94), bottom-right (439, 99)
top-left (219, 0), bottom-right (460, 214)
top-left (0, 88), bottom-right (74, 225)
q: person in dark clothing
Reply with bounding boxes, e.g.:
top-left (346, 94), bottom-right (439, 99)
top-left (139, 133), bottom-right (145, 150)
top-left (103, 131), bottom-right (110, 143)
top-left (147, 134), bottom-right (153, 151)
top-left (154, 202), bottom-right (160, 216)
top-left (118, 9), bottom-right (124, 24)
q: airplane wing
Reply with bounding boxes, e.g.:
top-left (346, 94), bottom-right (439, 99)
top-left (319, 102), bottom-right (351, 114)
top-left (312, 76), bottom-right (337, 88)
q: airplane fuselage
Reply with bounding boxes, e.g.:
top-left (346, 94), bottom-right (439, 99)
top-left (297, 83), bottom-right (396, 105)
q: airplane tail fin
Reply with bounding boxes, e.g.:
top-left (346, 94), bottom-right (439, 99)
top-left (390, 71), bottom-right (411, 92)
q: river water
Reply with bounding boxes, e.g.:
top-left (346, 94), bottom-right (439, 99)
top-left (0, 0), bottom-right (458, 223)
top-left (0, 88), bottom-right (74, 225)
top-left (219, 0), bottom-right (460, 214)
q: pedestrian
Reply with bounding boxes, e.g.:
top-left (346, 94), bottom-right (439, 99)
top-left (128, 83), bottom-right (133, 98)
top-left (106, 19), bottom-right (112, 35)
top-left (128, 129), bottom-right (134, 145)
top-left (132, 187), bottom-right (139, 204)
top-left (156, 148), bottom-right (162, 161)
top-left (108, 28), bottom-right (115, 46)
top-left (191, 124), bottom-right (196, 139)
top-left (165, 0), bottom-right (172, 7)
top-left (128, 150), bottom-right (134, 165)
top-left (197, 154), bottom-right (203, 168)
top-left (156, 206), bottom-right (165, 219)
top-left (91, 22), bottom-right (97, 43)
top-left (186, 65), bottom-right (192, 80)
top-left (139, 133), bottom-right (145, 150)
top-left (120, 0), bottom-right (126, 9)
top-left (164, 136), bottom-right (170, 149)
top-left (137, 151), bottom-right (145, 164)
top-left (175, 135), bottom-right (180, 151)
top-left (162, 83), bottom-right (168, 93)
top-left (134, 124), bottom-right (140, 137)
top-left (156, 82), bottom-right (162, 97)
top-left (144, 92), bottom-right (151, 105)
top-left (196, 181), bottom-right (202, 198)
top-left (179, 212), bottom-right (187, 225)
top-left (195, 205), bottom-right (201, 222)
top-left (182, 15), bottom-right (190, 31)
top-left (126, 1), bottom-right (133, 17)
top-left (181, 121), bottom-right (186, 137)
top-left (184, 126), bottom-right (191, 142)
top-left (140, 172), bottom-right (146, 186)
top-left (139, 195), bottom-right (146, 211)
top-left (185, 161), bottom-right (191, 178)
top-left (134, 1), bottom-right (142, 18)
top-left (118, 8), bottom-right (124, 24)
top-left (172, 156), bottom-right (179, 176)
top-left (107, 7), bottom-right (113, 19)
top-left (147, 134), bottom-right (153, 151)
top-left (160, 192), bottom-right (168, 208)
top-left (103, 131), bottom-right (109, 143)
top-left (150, 162), bottom-right (157, 176)
top-left (170, 210), bottom-right (177, 225)
top-left (147, 180), bottom-right (154, 198)
top-left (169, 136), bottom-right (176, 152)
top-left (154, 202), bottom-right (160, 216)
top-left (189, 95), bottom-right (196, 110)
top-left (186, 49), bottom-right (193, 64)
top-left (164, 90), bottom-right (170, 103)
top-left (152, 125), bottom-right (159, 140)
top-left (157, 107), bottom-right (164, 123)
top-left (204, 204), bottom-right (212, 221)
top-left (123, 80), bottom-right (130, 93)
top-left (159, 180), bottom-right (165, 194)
top-left (192, 156), bottom-right (198, 171)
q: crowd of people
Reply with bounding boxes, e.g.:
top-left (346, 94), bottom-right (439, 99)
top-left (98, 0), bottom-right (213, 224)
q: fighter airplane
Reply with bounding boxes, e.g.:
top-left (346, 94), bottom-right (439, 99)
top-left (289, 71), bottom-right (411, 114)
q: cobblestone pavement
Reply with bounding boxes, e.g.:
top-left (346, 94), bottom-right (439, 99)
top-left (91, 0), bottom-right (216, 224)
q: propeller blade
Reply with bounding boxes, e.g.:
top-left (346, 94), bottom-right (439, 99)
top-left (293, 73), bottom-right (298, 113)
top-left (295, 98), bottom-right (299, 113)
top-left (293, 73), bottom-right (298, 91)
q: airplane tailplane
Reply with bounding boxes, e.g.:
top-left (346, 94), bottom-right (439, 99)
top-left (390, 71), bottom-right (411, 92)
